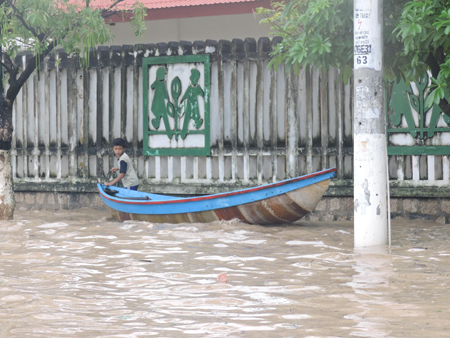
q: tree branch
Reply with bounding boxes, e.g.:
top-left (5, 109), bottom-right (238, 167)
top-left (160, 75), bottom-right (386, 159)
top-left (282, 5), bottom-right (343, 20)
top-left (425, 52), bottom-right (441, 79)
top-left (100, 0), bottom-right (131, 19)
top-left (4, 0), bottom-right (45, 41)
top-left (106, 0), bottom-right (125, 11)
top-left (6, 42), bottom-right (56, 103)
top-left (435, 46), bottom-right (446, 66)
top-left (0, 54), bottom-right (15, 74)
top-left (1, 51), bottom-right (20, 84)
top-left (439, 98), bottom-right (450, 119)
top-left (12, 37), bottom-right (33, 48)
top-left (424, 48), bottom-right (450, 118)
top-left (4, 0), bottom-right (129, 102)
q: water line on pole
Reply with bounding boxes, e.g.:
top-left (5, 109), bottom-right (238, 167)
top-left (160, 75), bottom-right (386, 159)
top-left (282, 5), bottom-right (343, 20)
top-left (386, 150), bottom-right (391, 247)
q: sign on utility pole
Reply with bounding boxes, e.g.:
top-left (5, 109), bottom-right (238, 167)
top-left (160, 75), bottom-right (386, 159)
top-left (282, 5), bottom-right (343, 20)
top-left (353, 0), bottom-right (389, 247)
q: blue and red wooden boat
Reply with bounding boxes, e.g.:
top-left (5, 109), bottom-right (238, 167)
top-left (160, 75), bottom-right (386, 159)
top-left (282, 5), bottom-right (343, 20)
top-left (98, 168), bottom-right (336, 224)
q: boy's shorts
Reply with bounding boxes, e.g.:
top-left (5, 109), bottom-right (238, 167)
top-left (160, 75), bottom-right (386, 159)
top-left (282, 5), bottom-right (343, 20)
top-left (126, 185), bottom-right (139, 191)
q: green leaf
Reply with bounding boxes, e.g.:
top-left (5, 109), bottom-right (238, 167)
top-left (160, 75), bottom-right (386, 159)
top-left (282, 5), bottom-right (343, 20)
top-left (27, 12), bottom-right (36, 24)
top-left (425, 90), bottom-right (439, 108)
top-left (445, 25), bottom-right (450, 35)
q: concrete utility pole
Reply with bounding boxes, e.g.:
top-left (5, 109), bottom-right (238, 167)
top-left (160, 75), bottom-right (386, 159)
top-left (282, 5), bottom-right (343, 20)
top-left (353, 0), bottom-right (389, 247)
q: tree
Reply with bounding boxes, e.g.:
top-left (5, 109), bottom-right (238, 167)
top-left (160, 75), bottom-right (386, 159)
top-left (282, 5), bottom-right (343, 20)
top-left (0, 0), bottom-right (146, 219)
top-left (256, 0), bottom-right (450, 115)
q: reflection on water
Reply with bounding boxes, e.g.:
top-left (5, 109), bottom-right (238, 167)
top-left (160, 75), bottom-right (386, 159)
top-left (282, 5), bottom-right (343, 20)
top-left (0, 209), bottom-right (449, 337)
top-left (346, 246), bottom-right (400, 337)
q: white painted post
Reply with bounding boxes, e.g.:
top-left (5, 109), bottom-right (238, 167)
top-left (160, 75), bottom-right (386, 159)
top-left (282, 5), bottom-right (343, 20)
top-left (353, 0), bottom-right (389, 247)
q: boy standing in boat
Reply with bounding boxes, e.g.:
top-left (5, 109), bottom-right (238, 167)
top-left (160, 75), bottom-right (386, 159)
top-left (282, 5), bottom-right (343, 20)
top-left (104, 138), bottom-right (140, 190)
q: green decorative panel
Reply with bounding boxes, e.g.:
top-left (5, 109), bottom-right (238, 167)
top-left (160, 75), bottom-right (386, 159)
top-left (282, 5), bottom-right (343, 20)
top-left (143, 55), bottom-right (210, 156)
top-left (387, 72), bottom-right (450, 155)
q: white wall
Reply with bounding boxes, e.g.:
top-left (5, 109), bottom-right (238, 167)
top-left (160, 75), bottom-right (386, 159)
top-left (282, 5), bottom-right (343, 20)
top-left (12, 43), bottom-right (354, 191)
top-left (108, 13), bottom-right (272, 45)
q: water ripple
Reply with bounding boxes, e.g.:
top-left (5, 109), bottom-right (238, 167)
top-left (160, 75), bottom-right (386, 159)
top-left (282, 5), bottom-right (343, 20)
top-left (0, 210), bottom-right (448, 337)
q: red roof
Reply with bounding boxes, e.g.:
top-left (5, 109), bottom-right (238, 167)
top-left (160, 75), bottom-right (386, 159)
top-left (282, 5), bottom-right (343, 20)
top-left (72, 0), bottom-right (266, 10)
top-left (69, 0), bottom-right (271, 21)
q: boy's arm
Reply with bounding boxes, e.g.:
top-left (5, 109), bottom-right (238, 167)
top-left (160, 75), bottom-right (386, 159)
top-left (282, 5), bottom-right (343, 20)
top-left (119, 160), bottom-right (127, 174)
top-left (104, 172), bottom-right (125, 186)
top-left (104, 160), bottom-right (127, 186)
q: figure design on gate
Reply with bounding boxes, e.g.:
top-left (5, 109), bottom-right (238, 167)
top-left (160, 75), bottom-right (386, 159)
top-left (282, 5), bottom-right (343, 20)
top-left (180, 69), bottom-right (204, 138)
top-left (389, 71), bottom-right (450, 139)
top-left (150, 67), bottom-right (204, 140)
top-left (151, 68), bottom-right (173, 139)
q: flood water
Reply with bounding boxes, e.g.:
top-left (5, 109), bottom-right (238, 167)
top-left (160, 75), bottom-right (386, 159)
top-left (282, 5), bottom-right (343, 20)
top-left (0, 209), bottom-right (449, 338)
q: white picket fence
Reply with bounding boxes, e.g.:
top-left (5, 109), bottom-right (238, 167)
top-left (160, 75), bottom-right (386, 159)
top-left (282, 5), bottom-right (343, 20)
top-left (9, 39), bottom-right (450, 196)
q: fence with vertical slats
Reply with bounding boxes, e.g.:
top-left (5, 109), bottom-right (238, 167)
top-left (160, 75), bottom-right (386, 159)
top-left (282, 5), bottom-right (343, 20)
top-left (9, 38), bottom-right (450, 197)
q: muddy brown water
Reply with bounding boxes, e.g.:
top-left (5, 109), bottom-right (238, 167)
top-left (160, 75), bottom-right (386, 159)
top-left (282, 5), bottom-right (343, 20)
top-left (0, 209), bottom-right (449, 337)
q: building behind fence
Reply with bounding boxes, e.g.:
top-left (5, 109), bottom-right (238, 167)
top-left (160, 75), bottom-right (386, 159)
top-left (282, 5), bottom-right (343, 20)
top-left (9, 38), bottom-right (450, 221)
